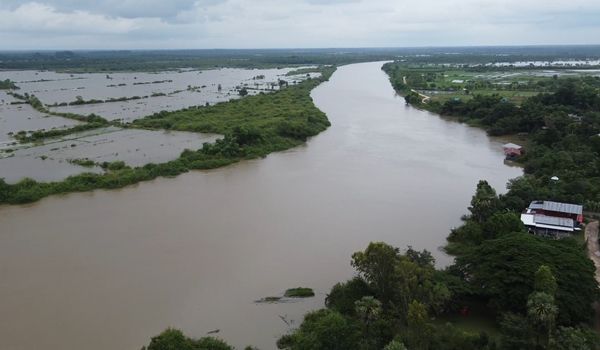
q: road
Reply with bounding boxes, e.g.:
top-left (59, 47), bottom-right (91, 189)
top-left (584, 221), bottom-right (600, 331)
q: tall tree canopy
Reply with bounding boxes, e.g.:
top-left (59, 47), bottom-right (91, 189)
top-left (455, 233), bottom-right (598, 325)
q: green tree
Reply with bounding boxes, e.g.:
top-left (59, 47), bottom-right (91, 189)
top-left (355, 296), bottom-right (382, 327)
top-left (482, 211), bottom-right (525, 238)
top-left (455, 233), bottom-right (597, 325)
top-left (383, 340), bottom-right (407, 350)
top-left (145, 328), bottom-right (233, 350)
top-left (146, 328), bottom-right (194, 350)
top-left (325, 277), bottom-right (373, 316)
top-left (351, 242), bottom-right (400, 305)
top-left (355, 296), bottom-right (384, 349)
top-left (277, 309), bottom-right (360, 350)
top-left (552, 326), bottom-right (600, 350)
top-left (468, 180), bottom-right (501, 223)
top-left (406, 300), bottom-right (431, 350)
top-left (534, 265), bottom-right (558, 297)
top-left (499, 313), bottom-right (535, 350)
top-left (527, 292), bottom-right (558, 347)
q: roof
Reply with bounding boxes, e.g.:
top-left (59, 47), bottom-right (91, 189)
top-left (520, 213), bottom-right (575, 232)
top-left (503, 143), bottom-right (522, 149)
top-left (535, 215), bottom-right (574, 228)
top-left (528, 200), bottom-right (583, 215)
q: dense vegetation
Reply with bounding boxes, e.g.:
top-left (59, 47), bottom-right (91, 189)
top-left (0, 67), bottom-right (334, 204)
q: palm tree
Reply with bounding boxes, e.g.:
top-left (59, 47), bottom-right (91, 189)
top-left (527, 292), bottom-right (558, 347)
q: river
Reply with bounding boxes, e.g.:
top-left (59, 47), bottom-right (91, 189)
top-left (0, 62), bottom-right (522, 349)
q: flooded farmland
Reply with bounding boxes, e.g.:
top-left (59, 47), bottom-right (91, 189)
top-left (0, 67), bottom-right (317, 182)
top-left (0, 102), bottom-right (81, 144)
top-left (0, 62), bottom-right (522, 350)
top-left (3, 68), bottom-right (320, 122)
top-left (0, 127), bottom-right (217, 183)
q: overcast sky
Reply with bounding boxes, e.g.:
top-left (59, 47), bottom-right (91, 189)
top-left (0, 0), bottom-right (599, 49)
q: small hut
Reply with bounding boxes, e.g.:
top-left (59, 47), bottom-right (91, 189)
top-left (502, 143), bottom-right (523, 159)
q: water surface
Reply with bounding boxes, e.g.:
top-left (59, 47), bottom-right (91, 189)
top-left (0, 62), bottom-right (522, 350)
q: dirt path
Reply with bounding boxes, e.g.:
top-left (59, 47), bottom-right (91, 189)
top-left (584, 221), bottom-right (600, 331)
top-left (410, 89), bottom-right (431, 103)
top-left (402, 76), bottom-right (431, 103)
top-left (585, 221), bottom-right (600, 282)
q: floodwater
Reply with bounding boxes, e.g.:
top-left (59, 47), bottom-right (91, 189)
top-left (2, 68), bottom-right (319, 122)
top-left (0, 127), bottom-right (218, 183)
top-left (0, 100), bottom-right (81, 145)
top-left (0, 62), bottom-right (522, 350)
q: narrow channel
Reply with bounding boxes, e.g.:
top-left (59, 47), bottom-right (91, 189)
top-left (0, 62), bottom-right (522, 349)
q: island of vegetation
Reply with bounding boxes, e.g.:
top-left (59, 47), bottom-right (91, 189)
top-left (284, 288), bottom-right (315, 298)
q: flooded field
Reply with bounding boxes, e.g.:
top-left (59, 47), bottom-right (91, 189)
top-left (2, 68), bottom-right (319, 122)
top-left (0, 127), bottom-right (217, 183)
top-left (487, 59), bottom-right (600, 67)
top-left (0, 62), bottom-right (522, 350)
top-left (0, 103), bottom-right (81, 145)
top-left (0, 67), bottom-right (317, 182)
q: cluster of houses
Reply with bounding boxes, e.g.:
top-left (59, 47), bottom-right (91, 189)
top-left (500, 144), bottom-right (586, 238)
top-left (520, 200), bottom-right (584, 238)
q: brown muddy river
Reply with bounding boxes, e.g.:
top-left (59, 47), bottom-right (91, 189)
top-left (0, 62), bottom-right (522, 350)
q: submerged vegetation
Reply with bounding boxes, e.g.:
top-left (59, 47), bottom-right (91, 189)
top-left (6, 92), bottom-right (113, 143)
top-left (0, 66), bottom-right (334, 204)
top-left (0, 79), bottom-right (18, 90)
top-left (284, 288), bottom-right (315, 298)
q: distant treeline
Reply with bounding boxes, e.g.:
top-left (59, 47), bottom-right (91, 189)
top-left (2, 46), bottom-right (599, 72)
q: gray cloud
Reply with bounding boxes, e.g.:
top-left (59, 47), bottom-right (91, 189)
top-left (0, 0), bottom-right (206, 18)
top-left (0, 0), bottom-right (598, 49)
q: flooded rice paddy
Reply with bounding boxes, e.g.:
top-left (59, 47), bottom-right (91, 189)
top-left (0, 127), bottom-right (217, 183)
top-left (3, 68), bottom-right (319, 122)
top-left (0, 67), bottom-right (317, 182)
